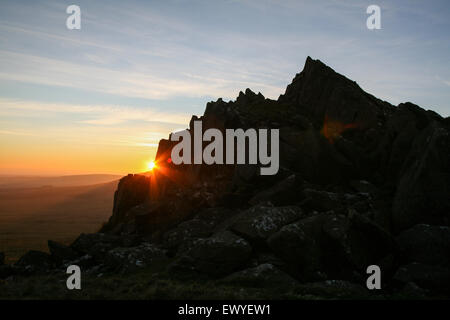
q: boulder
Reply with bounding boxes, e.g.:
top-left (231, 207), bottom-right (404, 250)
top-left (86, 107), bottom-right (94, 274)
top-left (220, 263), bottom-right (298, 290)
top-left (105, 243), bottom-right (168, 273)
top-left (349, 180), bottom-right (378, 195)
top-left (340, 211), bottom-right (397, 271)
top-left (70, 233), bottom-right (123, 258)
top-left (48, 240), bottom-right (78, 263)
top-left (319, 211), bottom-right (397, 278)
top-left (268, 211), bottom-right (396, 280)
top-left (396, 224), bottom-right (450, 266)
top-left (194, 207), bottom-right (237, 228)
top-left (397, 282), bottom-right (428, 299)
top-left (15, 250), bottom-right (52, 274)
top-left (163, 219), bottom-right (213, 254)
top-left (394, 263), bottom-right (450, 291)
top-left (248, 174), bottom-right (297, 205)
top-left (267, 213), bottom-right (325, 281)
top-left (231, 205), bottom-right (303, 243)
top-left (65, 254), bottom-right (96, 269)
top-left (169, 231), bottom-right (252, 278)
top-left (302, 189), bottom-right (343, 212)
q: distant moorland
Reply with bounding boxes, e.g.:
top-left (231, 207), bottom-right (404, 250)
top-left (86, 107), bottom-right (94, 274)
top-left (0, 175), bottom-right (120, 263)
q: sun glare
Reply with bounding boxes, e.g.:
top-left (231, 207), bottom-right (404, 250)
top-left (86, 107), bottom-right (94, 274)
top-left (147, 161), bottom-right (156, 171)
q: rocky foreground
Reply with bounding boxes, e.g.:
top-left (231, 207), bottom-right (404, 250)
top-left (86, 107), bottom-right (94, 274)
top-left (1, 57), bottom-right (449, 299)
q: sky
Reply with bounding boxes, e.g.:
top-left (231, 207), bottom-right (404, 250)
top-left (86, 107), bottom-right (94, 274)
top-left (0, 0), bottom-right (449, 175)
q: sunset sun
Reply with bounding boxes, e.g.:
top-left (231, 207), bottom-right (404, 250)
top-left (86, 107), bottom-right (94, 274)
top-left (147, 161), bottom-right (156, 171)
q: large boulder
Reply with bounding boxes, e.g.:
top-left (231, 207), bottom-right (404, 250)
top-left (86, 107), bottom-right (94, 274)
top-left (268, 211), bottom-right (396, 281)
top-left (169, 231), bottom-right (252, 278)
top-left (231, 205), bottom-right (303, 243)
top-left (267, 213), bottom-right (326, 281)
top-left (331, 211), bottom-right (397, 272)
top-left (396, 224), bottom-right (450, 266)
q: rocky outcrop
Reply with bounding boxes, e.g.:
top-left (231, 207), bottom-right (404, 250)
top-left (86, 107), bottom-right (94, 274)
top-left (12, 56), bottom-right (450, 299)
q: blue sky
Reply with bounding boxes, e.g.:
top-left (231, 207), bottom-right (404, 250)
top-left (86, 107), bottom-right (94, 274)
top-left (0, 0), bottom-right (449, 174)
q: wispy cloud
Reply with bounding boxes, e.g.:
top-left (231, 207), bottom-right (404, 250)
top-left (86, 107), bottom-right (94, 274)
top-left (0, 98), bottom-right (191, 126)
top-left (0, 129), bottom-right (35, 136)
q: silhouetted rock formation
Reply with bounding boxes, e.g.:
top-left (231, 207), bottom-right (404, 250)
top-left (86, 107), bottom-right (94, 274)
top-left (6, 57), bottom-right (450, 299)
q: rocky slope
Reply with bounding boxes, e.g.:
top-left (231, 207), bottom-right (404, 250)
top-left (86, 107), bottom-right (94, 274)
top-left (1, 57), bottom-right (449, 299)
